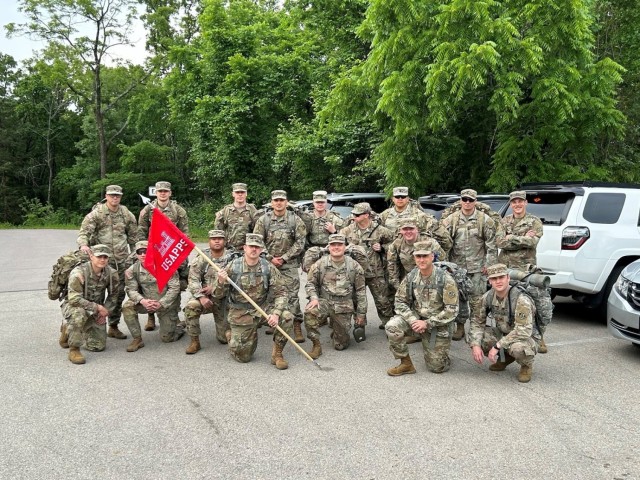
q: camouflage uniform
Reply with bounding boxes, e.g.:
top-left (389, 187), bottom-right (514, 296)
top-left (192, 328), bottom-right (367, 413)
top-left (340, 215), bottom-right (395, 326)
top-left (184, 247), bottom-right (233, 343)
top-left (497, 213), bottom-right (543, 270)
top-left (77, 202), bottom-right (137, 326)
top-left (121, 262), bottom-right (182, 342)
top-left (214, 203), bottom-right (260, 251)
top-left (253, 208), bottom-right (307, 323)
top-left (386, 266), bottom-right (459, 372)
top-left (299, 210), bottom-right (345, 248)
top-left (213, 257), bottom-right (292, 363)
top-left (440, 196), bottom-right (497, 327)
top-left (387, 234), bottom-right (446, 290)
top-left (304, 255), bottom-right (368, 350)
top-left (62, 262), bottom-right (120, 351)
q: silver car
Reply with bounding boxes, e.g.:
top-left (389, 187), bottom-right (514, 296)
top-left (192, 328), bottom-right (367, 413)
top-left (607, 260), bottom-right (640, 347)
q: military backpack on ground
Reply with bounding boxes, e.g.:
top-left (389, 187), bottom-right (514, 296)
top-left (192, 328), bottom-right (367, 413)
top-left (48, 250), bottom-right (90, 301)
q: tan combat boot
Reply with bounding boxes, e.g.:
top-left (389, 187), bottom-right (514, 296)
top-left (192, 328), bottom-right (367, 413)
top-left (68, 347), bottom-right (86, 365)
top-left (452, 323), bottom-right (465, 341)
top-left (489, 353), bottom-right (516, 371)
top-left (144, 313), bottom-right (156, 331)
top-left (107, 326), bottom-right (127, 339)
top-left (126, 337), bottom-right (145, 352)
top-left (293, 321), bottom-right (305, 343)
top-left (186, 336), bottom-right (201, 354)
top-left (308, 338), bottom-right (322, 359)
top-left (59, 323), bottom-right (69, 349)
top-left (387, 356), bottom-right (416, 376)
top-left (538, 337), bottom-right (548, 354)
top-left (271, 343), bottom-right (289, 370)
top-left (518, 364), bottom-right (533, 383)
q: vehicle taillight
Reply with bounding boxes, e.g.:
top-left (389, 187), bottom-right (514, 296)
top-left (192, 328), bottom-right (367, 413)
top-left (562, 226), bottom-right (590, 250)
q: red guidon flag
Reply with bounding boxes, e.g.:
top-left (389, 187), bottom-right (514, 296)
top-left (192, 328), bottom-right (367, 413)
top-left (144, 208), bottom-right (195, 292)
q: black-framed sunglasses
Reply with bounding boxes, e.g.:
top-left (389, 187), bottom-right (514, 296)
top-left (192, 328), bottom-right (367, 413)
top-left (136, 248), bottom-right (147, 255)
top-left (461, 197), bottom-right (475, 203)
top-left (353, 212), bottom-right (367, 217)
top-left (394, 195), bottom-right (408, 199)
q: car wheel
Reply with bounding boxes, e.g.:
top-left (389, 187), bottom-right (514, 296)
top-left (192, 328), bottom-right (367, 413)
top-left (596, 264), bottom-right (626, 322)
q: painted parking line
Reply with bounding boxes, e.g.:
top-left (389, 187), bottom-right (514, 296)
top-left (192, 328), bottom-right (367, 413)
top-left (547, 337), bottom-right (617, 347)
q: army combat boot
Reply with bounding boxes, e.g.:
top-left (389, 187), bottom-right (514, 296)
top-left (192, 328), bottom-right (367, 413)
top-left (518, 364), bottom-right (533, 383)
top-left (452, 323), bottom-right (465, 341)
top-left (489, 353), bottom-right (516, 371)
top-left (68, 347), bottom-right (86, 365)
top-left (538, 337), bottom-right (548, 354)
top-left (144, 313), bottom-right (156, 331)
top-left (186, 336), bottom-right (201, 354)
top-left (308, 338), bottom-right (322, 359)
top-left (293, 321), bottom-right (305, 343)
top-left (126, 337), bottom-right (144, 352)
top-left (387, 356), bottom-right (416, 376)
top-left (108, 326), bottom-right (127, 339)
top-left (271, 343), bottom-right (289, 370)
top-left (59, 323), bottom-right (69, 349)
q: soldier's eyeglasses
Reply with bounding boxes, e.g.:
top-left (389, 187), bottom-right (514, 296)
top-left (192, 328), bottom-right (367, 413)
top-left (394, 195), bottom-right (408, 199)
top-left (136, 249), bottom-right (147, 255)
top-left (461, 197), bottom-right (475, 203)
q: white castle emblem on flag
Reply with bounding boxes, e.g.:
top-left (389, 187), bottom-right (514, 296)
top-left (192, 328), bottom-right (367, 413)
top-left (156, 231), bottom-right (176, 256)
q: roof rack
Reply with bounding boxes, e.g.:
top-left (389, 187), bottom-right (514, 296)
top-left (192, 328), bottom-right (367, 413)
top-left (521, 181), bottom-right (640, 190)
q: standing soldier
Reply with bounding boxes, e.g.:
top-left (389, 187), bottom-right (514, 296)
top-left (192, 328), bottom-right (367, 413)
top-left (77, 185), bottom-right (137, 340)
top-left (63, 244), bottom-right (120, 365)
top-left (253, 190), bottom-right (307, 343)
top-left (303, 234), bottom-right (367, 358)
top-left (121, 241), bottom-right (183, 352)
top-left (385, 242), bottom-right (459, 375)
top-left (469, 264), bottom-right (540, 383)
top-left (137, 181), bottom-right (189, 330)
top-left (440, 188), bottom-right (497, 341)
top-left (183, 230), bottom-right (233, 354)
top-left (497, 190), bottom-right (547, 352)
top-left (214, 183), bottom-right (260, 252)
top-left (380, 186), bottom-right (452, 254)
top-left (340, 202), bottom-right (395, 329)
top-left (214, 234), bottom-right (293, 370)
top-left (299, 190), bottom-right (345, 249)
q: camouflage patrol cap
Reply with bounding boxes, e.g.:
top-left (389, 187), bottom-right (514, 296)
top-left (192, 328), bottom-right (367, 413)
top-left (245, 233), bottom-right (265, 248)
top-left (208, 229), bottom-right (226, 238)
top-left (328, 234), bottom-right (346, 244)
top-left (91, 244), bottom-right (112, 257)
top-left (398, 218), bottom-right (417, 229)
top-left (155, 181), bottom-right (171, 191)
top-left (105, 185), bottom-right (123, 195)
top-left (135, 241), bottom-right (148, 251)
top-left (412, 241), bottom-right (433, 256)
top-left (460, 188), bottom-right (477, 200)
top-left (351, 202), bottom-right (371, 215)
top-left (393, 186), bottom-right (409, 197)
top-left (313, 190), bottom-right (328, 201)
top-left (487, 263), bottom-right (509, 278)
top-left (271, 190), bottom-right (288, 200)
top-left (232, 183), bottom-right (247, 192)
top-left (509, 190), bottom-right (527, 201)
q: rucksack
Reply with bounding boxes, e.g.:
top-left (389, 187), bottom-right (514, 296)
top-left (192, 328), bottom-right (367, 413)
top-left (484, 279), bottom-right (553, 333)
top-left (229, 255), bottom-right (272, 292)
top-left (441, 201), bottom-right (501, 239)
top-left (405, 262), bottom-right (471, 323)
top-left (48, 250), bottom-right (90, 301)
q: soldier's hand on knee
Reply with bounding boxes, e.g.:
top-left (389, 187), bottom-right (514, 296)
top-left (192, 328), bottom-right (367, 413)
top-left (305, 299), bottom-right (319, 311)
top-left (96, 305), bottom-right (108, 318)
top-left (411, 320), bottom-right (427, 334)
top-left (199, 297), bottom-right (213, 309)
top-left (267, 314), bottom-right (280, 328)
top-left (96, 314), bottom-right (107, 325)
top-left (471, 345), bottom-right (485, 364)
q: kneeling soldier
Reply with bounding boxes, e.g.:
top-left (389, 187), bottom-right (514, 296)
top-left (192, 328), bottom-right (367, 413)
top-left (304, 234), bottom-right (367, 358)
top-left (469, 263), bottom-right (540, 383)
top-left (121, 241), bottom-right (183, 351)
top-left (214, 233), bottom-right (293, 369)
top-left (386, 242), bottom-right (459, 375)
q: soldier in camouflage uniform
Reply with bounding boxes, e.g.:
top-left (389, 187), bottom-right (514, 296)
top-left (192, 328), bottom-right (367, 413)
top-left (440, 188), bottom-right (497, 341)
top-left (253, 190), bottom-right (307, 343)
top-left (299, 190), bottom-right (345, 248)
top-left (214, 183), bottom-right (260, 251)
top-left (62, 244), bottom-right (121, 365)
top-left (340, 202), bottom-right (395, 329)
top-left (304, 234), bottom-right (367, 358)
top-left (386, 242), bottom-right (459, 375)
top-left (121, 241), bottom-right (183, 352)
top-left (469, 263), bottom-right (540, 383)
top-left (379, 186), bottom-right (453, 254)
top-left (214, 234), bottom-right (293, 370)
top-left (77, 185), bottom-right (137, 340)
top-left (137, 181), bottom-right (190, 330)
top-left (183, 230), bottom-right (233, 354)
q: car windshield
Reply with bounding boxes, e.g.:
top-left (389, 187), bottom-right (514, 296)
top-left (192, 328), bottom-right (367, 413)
top-left (502, 192), bottom-right (575, 225)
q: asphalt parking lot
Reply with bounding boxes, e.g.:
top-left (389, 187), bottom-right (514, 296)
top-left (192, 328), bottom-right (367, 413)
top-left (1, 229), bottom-right (639, 479)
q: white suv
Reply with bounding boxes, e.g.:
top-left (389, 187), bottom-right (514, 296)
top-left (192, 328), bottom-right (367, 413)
top-left (501, 182), bottom-right (640, 317)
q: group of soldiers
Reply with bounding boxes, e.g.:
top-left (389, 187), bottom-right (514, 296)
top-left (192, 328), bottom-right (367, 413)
top-left (58, 181), bottom-right (546, 382)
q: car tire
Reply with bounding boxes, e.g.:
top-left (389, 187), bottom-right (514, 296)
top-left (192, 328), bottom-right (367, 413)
top-left (596, 264), bottom-right (626, 321)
